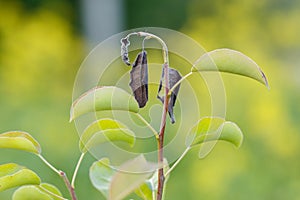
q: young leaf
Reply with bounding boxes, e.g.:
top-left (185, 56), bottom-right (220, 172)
top-left (89, 158), bottom-right (115, 199)
top-left (135, 158), bottom-right (169, 200)
top-left (39, 183), bottom-right (64, 200)
top-left (186, 117), bottom-right (243, 158)
top-left (79, 118), bottom-right (135, 153)
top-left (109, 155), bottom-right (156, 200)
top-left (0, 163), bottom-right (41, 192)
top-left (157, 68), bottom-right (182, 123)
top-left (129, 51), bottom-right (148, 108)
top-left (70, 86), bottom-right (139, 121)
top-left (0, 131), bottom-right (41, 154)
top-left (90, 156), bottom-right (157, 200)
top-left (80, 128), bottom-right (135, 153)
top-left (192, 48), bottom-right (269, 88)
top-left (12, 183), bottom-right (64, 200)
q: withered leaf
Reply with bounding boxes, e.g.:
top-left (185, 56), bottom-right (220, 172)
top-left (120, 37), bottom-right (131, 66)
top-left (129, 51), bottom-right (148, 108)
top-left (157, 68), bottom-right (182, 123)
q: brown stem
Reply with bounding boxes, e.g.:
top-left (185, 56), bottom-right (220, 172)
top-left (157, 62), bottom-right (170, 200)
top-left (60, 171), bottom-right (77, 200)
top-left (122, 31), bottom-right (170, 200)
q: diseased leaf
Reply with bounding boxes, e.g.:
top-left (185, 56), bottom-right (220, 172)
top-left (0, 163), bottom-right (41, 192)
top-left (157, 68), bottom-right (182, 123)
top-left (120, 37), bottom-right (131, 66)
top-left (129, 51), bottom-right (148, 108)
top-left (186, 117), bottom-right (243, 158)
top-left (70, 86), bottom-right (139, 121)
top-left (0, 131), bottom-right (41, 154)
top-left (12, 183), bottom-right (64, 200)
top-left (192, 48), bottom-right (269, 88)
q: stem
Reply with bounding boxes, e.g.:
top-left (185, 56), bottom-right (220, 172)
top-left (38, 155), bottom-right (60, 175)
top-left (71, 152), bottom-right (85, 188)
top-left (136, 113), bottom-right (159, 139)
top-left (123, 31), bottom-right (169, 200)
top-left (157, 62), bottom-right (170, 200)
top-left (165, 147), bottom-right (190, 177)
top-left (38, 155), bottom-right (77, 200)
top-left (60, 171), bottom-right (77, 200)
top-left (123, 31), bottom-right (169, 64)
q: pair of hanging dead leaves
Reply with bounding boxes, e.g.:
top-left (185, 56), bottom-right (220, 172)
top-left (121, 37), bottom-right (181, 123)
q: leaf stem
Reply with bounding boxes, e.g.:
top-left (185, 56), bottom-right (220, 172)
top-left (165, 147), bottom-right (190, 177)
top-left (168, 71), bottom-right (193, 96)
top-left (71, 152), bottom-right (85, 188)
top-left (38, 154), bottom-right (60, 175)
top-left (136, 113), bottom-right (159, 139)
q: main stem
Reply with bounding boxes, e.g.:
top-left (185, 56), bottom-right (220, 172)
top-left (157, 62), bottom-right (170, 200)
top-left (123, 31), bottom-right (169, 200)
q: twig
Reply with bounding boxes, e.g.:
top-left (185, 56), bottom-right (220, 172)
top-left (165, 147), bottom-right (190, 177)
top-left (38, 154), bottom-right (77, 200)
top-left (136, 113), bottom-right (159, 139)
top-left (60, 171), bottom-right (77, 200)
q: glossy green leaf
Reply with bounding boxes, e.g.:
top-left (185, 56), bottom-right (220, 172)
top-left (0, 163), bottom-right (41, 192)
top-left (135, 158), bottom-right (169, 200)
top-left (89, 158), bottom-right (115, 199)
top-left (0, 131), bottom-right (41, 154)
top-left (186, 117), bottom-right (243, 148)
top-left (79, 118), bottom-right (135, 153)
top-left (12, 183), bottom-right (64, 200)
top-left (192, 48), bottom-right (269, 88)
top-left (70, 86), bottom-right (139, 121)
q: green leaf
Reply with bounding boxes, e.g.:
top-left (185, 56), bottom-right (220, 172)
top-left (39, 183), bottom-right (64, 199)
top-left (12, 183), bottom-right (64, 200)
top-left (70, 86), bottom-right (140, 121)
top-left (109, 155), bottom-right (156, 200)
top-left (135, 158), bottom-right (169, 200)
top-left (186, 117), bottom-right (243, 148)
top-left (192, 48), bottom-right (269, 88)
top-left (90, 155), bottom-right (157, 200)
top-left (0, 131), bottom-right (41, 154)
top-left (89, 158), bottom-right (115, 199)
top-left (0, 163), bottom-right (41, 192)
top-left (79, 118), bottom-right (135, 153)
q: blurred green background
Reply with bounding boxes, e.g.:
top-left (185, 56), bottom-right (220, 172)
top-left (1, 0), bottom-right (300, 199)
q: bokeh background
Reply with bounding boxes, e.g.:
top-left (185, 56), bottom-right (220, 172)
top-left (1, 0), bottom-right (300, 199)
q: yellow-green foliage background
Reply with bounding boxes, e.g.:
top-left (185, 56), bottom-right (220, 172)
top-left (1, 0), bottom-right (300, 199)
